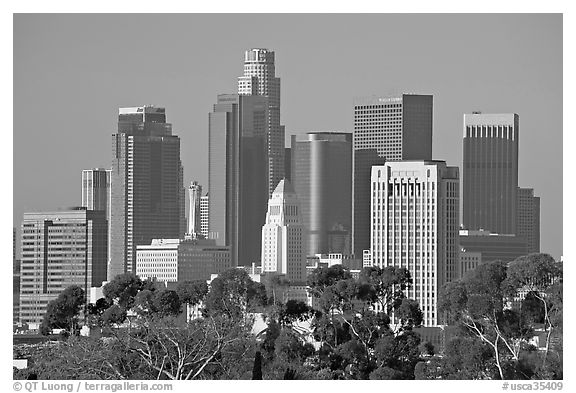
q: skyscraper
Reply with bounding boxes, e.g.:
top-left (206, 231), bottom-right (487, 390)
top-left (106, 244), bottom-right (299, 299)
top-left (200, 193), bottom-right (209, 239)
top-left (291, 132), bottom-right (352, 256)
top-left (238, 48), bottom-right (285, 196)
top-left (261, 179), bottom-right (306, 283)
top-left (187, 181), bottom-right (202, 238)
top-left (82, 168), bottom-right (111, 268)
top-left (209, 94), bottom-right (268, 267)
top-left (110, 106), bottom-right (185, 280)
top-left (19, 208), bottom-right (107, 328)
top-left (371, 161), bottom-right (459, 327)
top-left (353, 94), bottom-right (433, 257)
top-left (462, 113), bottom-right (519, 234)
top-left (516, 187), bottom-right (540, 253)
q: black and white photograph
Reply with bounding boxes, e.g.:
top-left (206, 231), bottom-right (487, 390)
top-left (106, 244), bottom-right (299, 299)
top-left (7, 5), bottom-right (569, 388)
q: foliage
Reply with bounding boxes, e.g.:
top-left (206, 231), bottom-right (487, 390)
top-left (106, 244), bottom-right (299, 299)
top-left (204, 268), bottom-right (268, 318)
top-left (40, 285), bottom-right (85, 336)
top-left (176, 280), bottom-right (208, 306)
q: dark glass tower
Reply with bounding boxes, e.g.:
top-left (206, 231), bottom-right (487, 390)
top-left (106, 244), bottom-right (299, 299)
top-left (462, 113), bottom-right (519, 234)
top-left (208, 94), bottom-right (268, 267)
top-left (109, 106), bottom-right (184, 280)
top-left (353, 94), bottom-right (433, 257)
top-left (291, 132), bottom-right (352, 256)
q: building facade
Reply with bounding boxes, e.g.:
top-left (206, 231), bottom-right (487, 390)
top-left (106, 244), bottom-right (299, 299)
top-left (459, 229), bottom-right (528, 264)
top-left (238, 48), bottom-right (285, 196)
top-left (209, 94), bottom-right (268, 267)
top-left (136, 239), bottom-right (180, 283)
top-left (261, 179), bottom-right (307, 283)
top-left (178, 239), bottom-right (231, 282)
top-left (463, 113), bottom-right (519, 234)
top-left (19, 208), bottom-right (107, 328)
top-left (353, 94), bottom-right (433, 257)
top-left (459, 248), bottom-right (482, 278)
top-left (370, 161), bottom-right (459, 326)
top-left (516, 187), bottom-right (540, 254)
top-left (110, 106), bottom-right (185, 280)
top-left (81, 168), bottom-right (111, 275)
top-left (200, 193), bottom-right (209, 239)
top-left (291, 132), bottom-right (352, 256)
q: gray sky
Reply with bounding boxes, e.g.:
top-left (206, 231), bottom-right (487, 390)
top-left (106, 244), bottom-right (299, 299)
top-left (13, 13), bottom-right (563, 259)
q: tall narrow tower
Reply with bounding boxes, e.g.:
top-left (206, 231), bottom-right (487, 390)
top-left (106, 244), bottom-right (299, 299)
top-left (463, 113), bottom-right (519, 234)
top-left (238, 48), bottom-right (285, 196)
top-left (82, 168), bottom-right (111, 267)
top-left (110, 106), bottom-right (184, 280)
top-left (353, 94), bottom-right (433, 257)
top-left (188, 181), bottom-right (202, 238)
top-left (209, 94), bottom-right (268, 267)
top-left (261, 179), bottom-right (306, 283)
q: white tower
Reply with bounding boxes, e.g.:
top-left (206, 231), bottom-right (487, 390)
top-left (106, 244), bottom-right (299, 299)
top-left (188, 181), bottom-right (202, 239)
top-left (261, 179), bottom-right (306, 283)
top-left (371, 161), bottom-right (460, 326)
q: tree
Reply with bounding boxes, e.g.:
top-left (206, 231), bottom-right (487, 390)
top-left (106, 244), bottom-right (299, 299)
top-left (358, 266), bottom-right (412, 314)
top-left (40, 285), bottom-right (85, 336)
top-left (103, 273), bottom-right (149, 310)
top-left (252, 351), bottom-right (263, 380)
top-left (176, 280), bottom-right (208, 306)
top-left (307, 265), bottom-right (352, 298)
top-left (505, 254), bottom-right (562, 368)
top-left (204, 268), bottom-right (268, 319)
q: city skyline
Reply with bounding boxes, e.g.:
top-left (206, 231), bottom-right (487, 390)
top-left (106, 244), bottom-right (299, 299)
top-left (13, 14), bottom-right (562, 259)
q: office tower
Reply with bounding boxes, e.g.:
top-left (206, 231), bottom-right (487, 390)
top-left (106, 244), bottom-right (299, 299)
top-left (284, 147), bottom-right (291, 182)
top-left (19, 208), bottom-right (107, 328)
top-left (463, 113), bottom-right (519, 234)
top-left (13, 228), bottom-right (20, 325)
top-left (136, 239), bottom-right (180, 283)
top-left (291, 132), bottom-right (353, 255)
top-left (178, 239), bottom-right (231, 282)
top-left (371, 161), bottom-right (459, 327)
top-left (188, 181), bottom-right (202, 238)
top-left (353, 94), bottom-right (433, 257)
top-left (200, 193), bottom-right (209, 239)
top-left (209, 94), bottom-right (268, 267)
top-left (82, 168), bottom-right (112, 270)
top-left (82, 168), bottom-right (111, 214)
top-left (110, 106), bottom-right (184, 281)
top-left (459, 229), bottom-right (528, 264)
top-left (516, 187), bottom-right (540, 253)
top-left (261, 179), bottom-right (306, 283)
top-left (238, 48), bottom-right (285, 195)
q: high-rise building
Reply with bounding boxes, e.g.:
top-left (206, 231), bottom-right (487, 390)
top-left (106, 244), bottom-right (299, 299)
top-left (238, 48), bottom-right (285, 196)
top-left (284, 147), bottom-right (292, 182)
top-left (459, 229), bottom-right (528, 264)
top-left (353, 94), bottom-right (433, 257)
top-left (209, 94), bottom-right (268, 267)
top-left (187, 181), bottom-right (202, 239)
top-left (110, 106), bottom-right (185, 280)
top-left (261, 179), bottom-right (307, 283)
top-left (82, 168), bottom-right (111, 270)
top-left (19, 208), bottom-right (107, 328)
top-left (291, 132), bottom-right (352, 256)
top-left (516, 187), bottom-right (540, 254)
top-left (200, 193), bottom-right (209, 239)
top-left (13, 227), bottom-right (20, 325)
top-left (82, 169), bottom-right (111, 214)
top-left (370, 161), bottom-right (459, 327)
top-left (463, 113), bottom-right (519, 234)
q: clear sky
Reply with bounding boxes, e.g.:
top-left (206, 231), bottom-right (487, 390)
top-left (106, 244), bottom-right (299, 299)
top-left (13, 13), bottom-right (563, 259)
